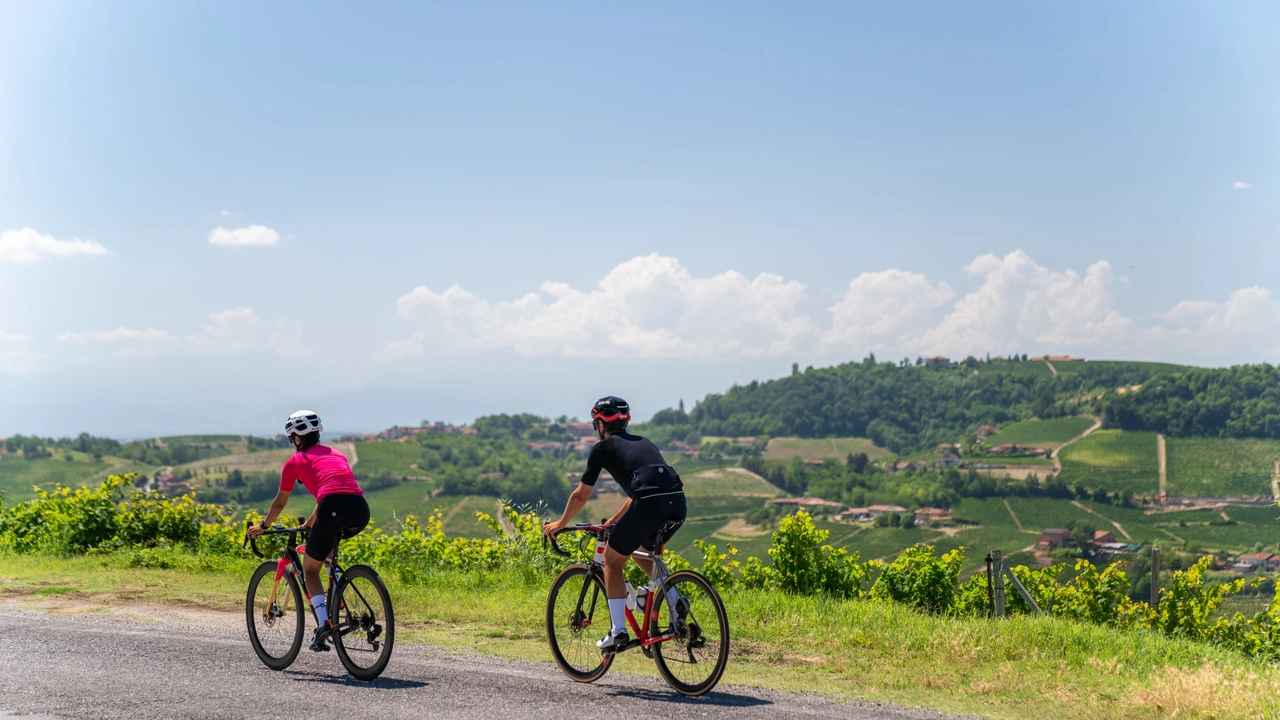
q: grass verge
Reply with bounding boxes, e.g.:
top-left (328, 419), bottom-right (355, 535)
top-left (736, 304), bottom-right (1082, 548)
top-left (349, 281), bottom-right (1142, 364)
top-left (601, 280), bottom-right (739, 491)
top-left (3, 552), bottom-right (1279, 719)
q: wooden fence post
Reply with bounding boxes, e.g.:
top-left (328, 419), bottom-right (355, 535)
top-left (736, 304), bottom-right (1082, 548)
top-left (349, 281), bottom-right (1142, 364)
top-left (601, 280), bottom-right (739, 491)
top-left (1150, 546), bottom-right (1160, 611)
top-left (991, 549), bottom-right (1006, 618)
top-left (984, 553), bottom-right (995, 618)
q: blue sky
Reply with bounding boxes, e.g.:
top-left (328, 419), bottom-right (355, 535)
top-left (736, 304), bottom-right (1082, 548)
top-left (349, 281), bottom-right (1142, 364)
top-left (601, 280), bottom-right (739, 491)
top-left (1, 1), bottom-right (1276, 437)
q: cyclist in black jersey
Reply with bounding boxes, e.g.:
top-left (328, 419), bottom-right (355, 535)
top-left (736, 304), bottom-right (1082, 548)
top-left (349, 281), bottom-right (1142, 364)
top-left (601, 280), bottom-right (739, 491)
top-left (543, 396), bottom-right (687, 651)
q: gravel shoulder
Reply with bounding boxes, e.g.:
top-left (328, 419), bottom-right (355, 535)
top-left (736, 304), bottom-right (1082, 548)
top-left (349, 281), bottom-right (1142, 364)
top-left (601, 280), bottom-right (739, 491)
top-left (0, 604), bottom-right (968, 720)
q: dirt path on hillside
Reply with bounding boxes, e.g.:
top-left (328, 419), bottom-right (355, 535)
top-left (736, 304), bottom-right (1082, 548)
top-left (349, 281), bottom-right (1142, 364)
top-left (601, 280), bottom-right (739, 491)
top-left (1272, 460), bottom-right (1280, 501)
top-left (440, 496), bottom-right (471, 529)
top-left (1070, 500), bottom-right (1132, 540)
top-left (1044, 360), bottom-right (1058, 377)
top-left (1050, 417), bottom-right (1103, 475)
top-left (1157, 434), bottom-right (1167, 499)
top-left (1002, 499), bottom-right (1038, 535)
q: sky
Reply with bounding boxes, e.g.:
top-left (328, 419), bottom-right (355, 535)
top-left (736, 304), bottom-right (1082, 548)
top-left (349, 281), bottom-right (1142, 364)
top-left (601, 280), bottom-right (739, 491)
top-left (1, 1), bottom-right (1277, 438)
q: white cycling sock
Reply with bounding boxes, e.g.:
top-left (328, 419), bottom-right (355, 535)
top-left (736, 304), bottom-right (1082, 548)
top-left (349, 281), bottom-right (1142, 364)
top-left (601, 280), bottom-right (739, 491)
top-left (311, 595), bottom-right (329, 627)
top-left (607, 597), bottom-right (628, 635)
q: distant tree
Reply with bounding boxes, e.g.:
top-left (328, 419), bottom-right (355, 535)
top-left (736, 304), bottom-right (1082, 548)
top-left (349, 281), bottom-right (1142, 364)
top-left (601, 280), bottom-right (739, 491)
top-left (792, 363), bottom-right (799, 376)
top-left (902, 513), bottom-right (916, 529)
top-left (846, 452), bottom-right (869, 473)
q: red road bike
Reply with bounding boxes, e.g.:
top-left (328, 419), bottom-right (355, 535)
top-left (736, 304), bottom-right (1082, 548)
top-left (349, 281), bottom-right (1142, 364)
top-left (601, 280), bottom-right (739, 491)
top-left (545, 523), bottom-right (730, 696)
top-left (243, 522), bottom-right (395, 681)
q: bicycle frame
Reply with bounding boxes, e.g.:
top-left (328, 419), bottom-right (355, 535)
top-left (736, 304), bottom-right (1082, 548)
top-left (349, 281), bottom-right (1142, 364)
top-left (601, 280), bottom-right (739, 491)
top-left (568, 526), bottom-right (680, 649)
top-left (246, 523), bottom-right (381, 644)
top-left (261, 528), bottom-right (342, 628)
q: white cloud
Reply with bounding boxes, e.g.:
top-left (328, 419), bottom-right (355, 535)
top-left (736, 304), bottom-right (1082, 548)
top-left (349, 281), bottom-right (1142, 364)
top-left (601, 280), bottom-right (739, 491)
top-left (0, 227), bottom-right (109, 263)
top-left (0, 350), bottom-right (40, 375)
top-left (208, 225), bottom-right (280, 247)
top-left (1233, 181), bottom-right (1252, 189)
top-left (823, 269), bottom-right (953, 354)
top-left (389, 251), bottom-right (1280, 365)
top-left (0, 330), bottom-right (27, 342)
top-left (220, 210), bottom-right (232, 216)
top-left (1146, 287), bottom-right (1280, 359)
top-left (390, 254), bottom-right (813, 359)
top-left (58, 308), bottom-right (305, 358)
top-left (911, 251), bottom-right (1135, 356)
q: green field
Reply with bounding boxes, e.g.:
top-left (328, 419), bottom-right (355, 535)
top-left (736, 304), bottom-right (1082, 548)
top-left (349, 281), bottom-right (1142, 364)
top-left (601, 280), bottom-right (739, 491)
top-left (762, 437), bottom-right (892, 462)
top-left (983, 417), bottom-right (1096, 448)
top-left (1058, 429), bottom-right (1160, 495)
top-left (0, 453), bottom-right (125, 503)
top-left (1166, 437), bottom-right (1280, 498)
top-left (682, 467), bottom-right (782, 497)
top-left (353, 441), bottom-right (426, 477)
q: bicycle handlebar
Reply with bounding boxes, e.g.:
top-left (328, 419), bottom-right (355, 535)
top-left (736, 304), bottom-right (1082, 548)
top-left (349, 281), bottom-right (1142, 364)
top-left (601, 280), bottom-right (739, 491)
top-left (544, 523), bottom-right (610, 558)
top-left (242, 519), bottom-right (309, 559)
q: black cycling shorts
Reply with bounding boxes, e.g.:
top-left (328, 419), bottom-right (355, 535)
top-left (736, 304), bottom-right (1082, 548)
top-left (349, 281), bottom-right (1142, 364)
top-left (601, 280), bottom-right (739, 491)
top-left (608, 492), bottom-right (687, 556)
top-left (306, 493), bottom-right (370, 562)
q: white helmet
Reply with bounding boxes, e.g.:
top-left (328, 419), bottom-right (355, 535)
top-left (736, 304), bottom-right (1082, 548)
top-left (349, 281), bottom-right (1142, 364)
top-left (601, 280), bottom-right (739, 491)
top-left (285, 410), bottom-right (323, 437)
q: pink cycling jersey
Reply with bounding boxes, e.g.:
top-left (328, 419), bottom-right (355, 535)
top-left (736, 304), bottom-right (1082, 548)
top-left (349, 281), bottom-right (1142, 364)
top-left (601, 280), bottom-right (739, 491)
top-left (280, 445), bottom-right (363, 499)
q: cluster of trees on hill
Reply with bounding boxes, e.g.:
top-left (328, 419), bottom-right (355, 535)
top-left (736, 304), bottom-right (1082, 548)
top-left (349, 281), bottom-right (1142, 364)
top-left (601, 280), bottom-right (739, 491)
top-left (1, 433), bottom-right (289, 466)
top-left (646, 356), bottom-right (1182, 453)
top-left (1102, 364), bottom-right (1280, 438)
top-left (400, 415), bottom-right (579, 505)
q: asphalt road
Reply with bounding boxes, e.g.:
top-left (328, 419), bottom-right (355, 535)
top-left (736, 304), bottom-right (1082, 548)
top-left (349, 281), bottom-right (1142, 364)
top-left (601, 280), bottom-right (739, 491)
top-left (0, 608), bottom-right (961, 720)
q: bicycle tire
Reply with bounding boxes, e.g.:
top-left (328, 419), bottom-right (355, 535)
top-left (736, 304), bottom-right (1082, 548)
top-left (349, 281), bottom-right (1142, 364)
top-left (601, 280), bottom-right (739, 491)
top-left (246, 560), bottom-right (305, 670)
top-left (545, 564), bottom-right (613, 682)
top-left (333, 564), bottom-right (395, 681)
top-left (651, 570), bottom-right (730, 697)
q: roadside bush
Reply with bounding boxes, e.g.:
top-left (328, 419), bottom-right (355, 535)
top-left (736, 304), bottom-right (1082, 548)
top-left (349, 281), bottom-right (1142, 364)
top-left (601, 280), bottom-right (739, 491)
top-left (745, 510), bottom-right (874, 599)
top-left (871, 545), bottom-right (962, 614)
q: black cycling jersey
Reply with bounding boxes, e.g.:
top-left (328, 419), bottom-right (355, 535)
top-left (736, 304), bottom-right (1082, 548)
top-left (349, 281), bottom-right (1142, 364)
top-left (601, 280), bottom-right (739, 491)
top-left (581, 432), bottom-right (681, 499)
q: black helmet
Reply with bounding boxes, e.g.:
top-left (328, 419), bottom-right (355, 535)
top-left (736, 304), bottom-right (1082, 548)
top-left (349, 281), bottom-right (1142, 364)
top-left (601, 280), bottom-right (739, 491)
top-left (591, 396), bottom-right (631, 430)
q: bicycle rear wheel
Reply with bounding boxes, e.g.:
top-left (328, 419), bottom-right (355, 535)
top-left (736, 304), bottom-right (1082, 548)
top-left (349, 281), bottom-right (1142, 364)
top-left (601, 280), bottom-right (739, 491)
top-left (333, 565), bottom-right (395, 681)
top-left (651, 570), bottom-right (730, 696)
top-left (545, 564), bottom-right (613, 682)
top-left (246, 560), bottom-right (305, 670)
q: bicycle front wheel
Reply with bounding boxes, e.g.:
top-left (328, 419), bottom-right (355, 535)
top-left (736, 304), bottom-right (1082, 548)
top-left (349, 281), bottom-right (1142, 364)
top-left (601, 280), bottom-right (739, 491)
top-left (545, 564), bottom-right (613, 682)
top-left (651, 570), bottom-right (730, 696)
top-left (246, 560), bottom-right (305, 670)
top-left (333, 565), bottom-right (395, 681)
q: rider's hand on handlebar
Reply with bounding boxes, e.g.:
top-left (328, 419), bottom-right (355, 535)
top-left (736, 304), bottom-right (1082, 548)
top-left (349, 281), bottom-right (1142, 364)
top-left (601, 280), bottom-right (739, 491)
top-left (542, 520), bottom-right (564, 538)
top-left (246, 524), bottom-right (266, 541)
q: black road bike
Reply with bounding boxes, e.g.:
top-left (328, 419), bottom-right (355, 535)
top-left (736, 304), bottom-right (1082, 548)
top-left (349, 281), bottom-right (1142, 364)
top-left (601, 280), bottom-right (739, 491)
top-left (545, 523), bottom-right (730, 697)
top-left (243, 522), bottom-right (394, 681)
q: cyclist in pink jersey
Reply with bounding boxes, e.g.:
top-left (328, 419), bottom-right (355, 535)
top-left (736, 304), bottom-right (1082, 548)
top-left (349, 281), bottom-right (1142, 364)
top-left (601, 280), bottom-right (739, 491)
top-left (247, 410), bottom-right (369, 652)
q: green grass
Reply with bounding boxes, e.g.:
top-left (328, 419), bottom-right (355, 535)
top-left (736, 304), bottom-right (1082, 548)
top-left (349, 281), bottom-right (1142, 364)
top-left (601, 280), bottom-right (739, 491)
top-left (6, 552), bottom-right (1273, 719)
top-left (1166, 437), bottom-right (1280, 498)
top-left (762, 437), bottom-right (892, 462)
top-left (158, 434), bottom-right (244, 444)
top-left (978, 361), bottom-right (1056, 378)
top-left (353, 441), bottom-right (426, 477)
top-left (681, 467), bottom-right (782, 497)
top-left (984, 417), bottom-right (1096, 448)
top-left (1058, 429), bottom-right (1160, 495)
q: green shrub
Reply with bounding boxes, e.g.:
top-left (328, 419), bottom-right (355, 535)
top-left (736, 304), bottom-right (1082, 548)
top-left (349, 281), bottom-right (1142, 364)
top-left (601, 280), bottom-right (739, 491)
top-left (871, 545), bottom-right (962, 614)
top-left (749, 510), bottom-right (874, 599)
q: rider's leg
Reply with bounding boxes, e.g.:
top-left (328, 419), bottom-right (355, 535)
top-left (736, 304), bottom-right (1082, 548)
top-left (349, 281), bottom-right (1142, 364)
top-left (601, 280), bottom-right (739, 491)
top-left (302, 554), bottom-right (329, 627)
top-left (602, 545), bottom-right (631, 636)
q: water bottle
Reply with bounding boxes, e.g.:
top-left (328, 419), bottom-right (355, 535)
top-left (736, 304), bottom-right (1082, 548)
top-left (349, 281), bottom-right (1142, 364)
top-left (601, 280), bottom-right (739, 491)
top-left (625, 582), bottom-right (637, 611)
top-left (636, 586), bottom-right (649, 612)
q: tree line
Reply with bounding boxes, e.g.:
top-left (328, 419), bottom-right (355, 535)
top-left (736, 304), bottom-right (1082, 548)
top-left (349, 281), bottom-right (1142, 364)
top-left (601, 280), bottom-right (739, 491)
top-left (643, 356), bottom-right (1185, 453)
